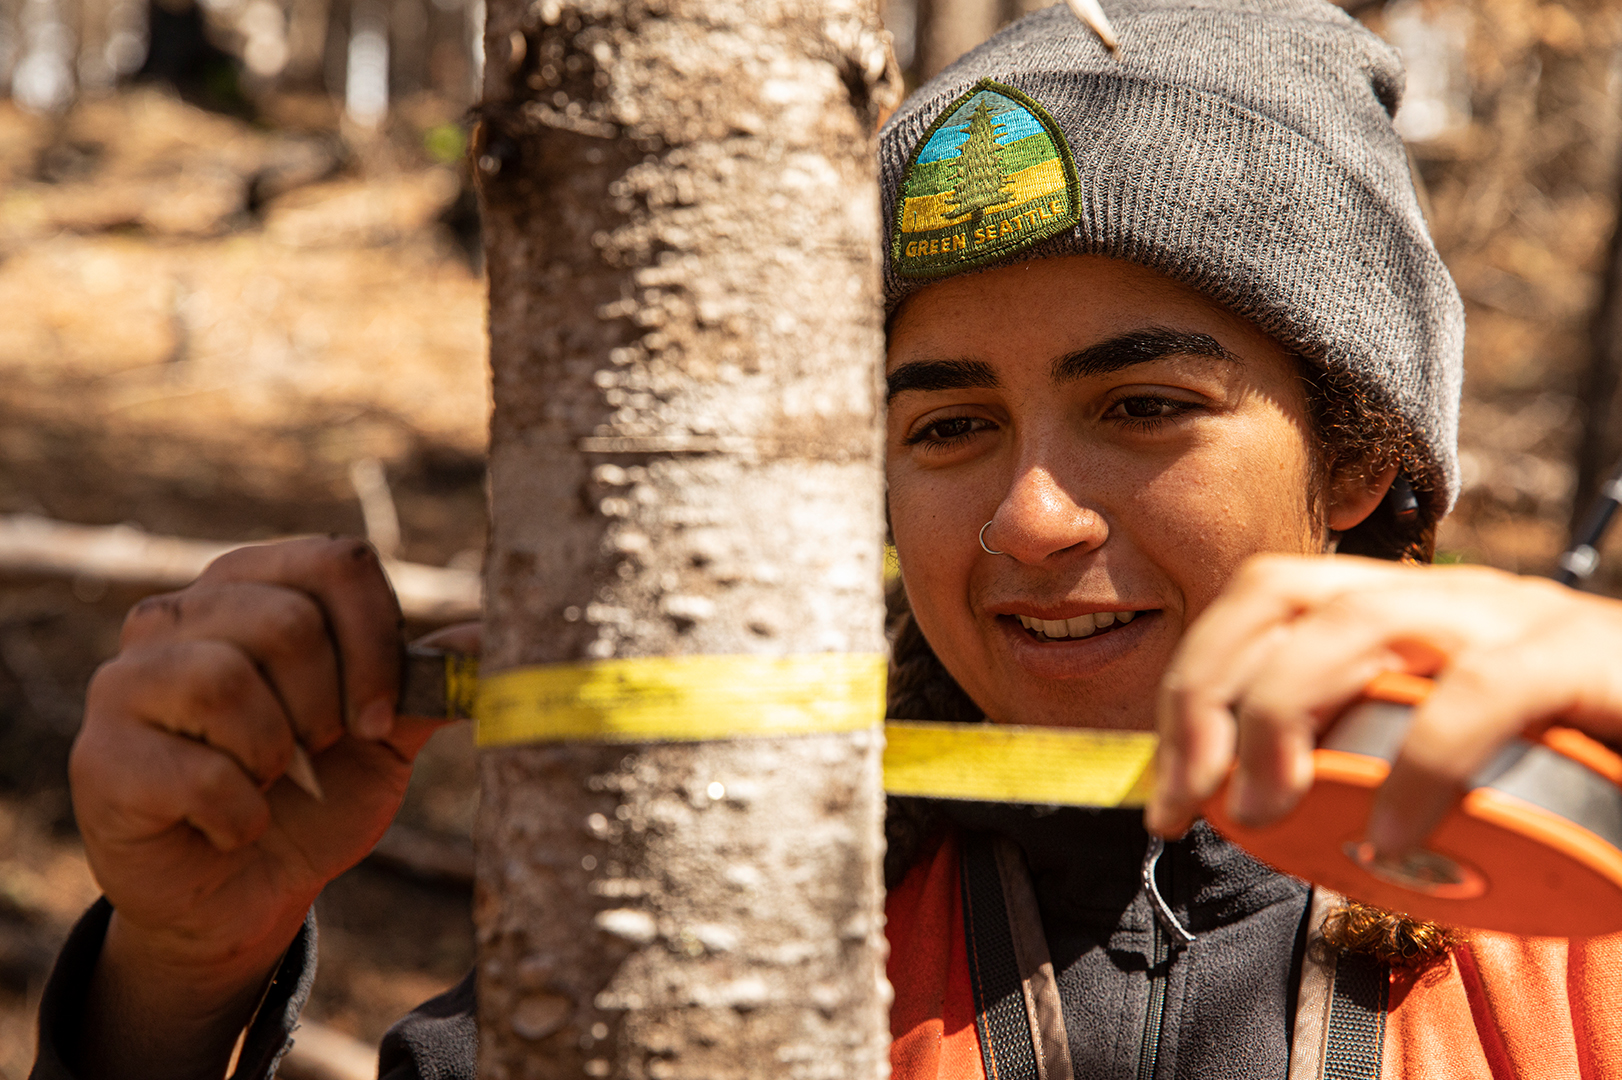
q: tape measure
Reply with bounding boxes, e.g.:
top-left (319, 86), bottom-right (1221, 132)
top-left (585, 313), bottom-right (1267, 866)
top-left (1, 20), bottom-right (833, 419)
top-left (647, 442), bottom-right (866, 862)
top-left (1204, 672), bottom-right (1622, 938)
top-left (401, 650), bottom-right (1622, 936)
top-left (400, 645), bottom-right (1157, 802)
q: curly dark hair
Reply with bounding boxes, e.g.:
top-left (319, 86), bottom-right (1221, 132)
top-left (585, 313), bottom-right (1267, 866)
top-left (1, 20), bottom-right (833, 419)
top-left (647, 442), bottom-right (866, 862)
top-left (1298, 360), bottom-right (1441, 564)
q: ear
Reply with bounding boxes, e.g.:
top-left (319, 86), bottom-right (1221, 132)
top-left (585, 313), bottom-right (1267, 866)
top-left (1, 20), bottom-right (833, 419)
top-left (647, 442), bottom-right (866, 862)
top-left (1326, 463), bottom-right (1399, 532)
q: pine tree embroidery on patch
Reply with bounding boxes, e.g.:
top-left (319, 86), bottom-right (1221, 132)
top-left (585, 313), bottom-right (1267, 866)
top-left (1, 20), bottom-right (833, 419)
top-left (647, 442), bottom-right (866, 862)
top-left (944, 100), bottom-right (1012, 221)
top-left (891, 79), bottom-right (1080, 278)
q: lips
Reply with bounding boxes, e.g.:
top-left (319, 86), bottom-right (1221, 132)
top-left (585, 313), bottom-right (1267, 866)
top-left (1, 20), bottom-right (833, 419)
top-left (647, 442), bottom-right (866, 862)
top-left (991, 604), bottom-right (1160, 683)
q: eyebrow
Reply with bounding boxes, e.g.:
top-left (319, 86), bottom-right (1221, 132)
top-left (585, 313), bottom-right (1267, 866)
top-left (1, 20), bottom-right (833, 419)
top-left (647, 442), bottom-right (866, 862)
top-left (885, 359), bottom-right (999, 402)
top-left (885, 327), bottom-right (1235, 402)
top-left (1051, 328), bottom-right (1235, 382)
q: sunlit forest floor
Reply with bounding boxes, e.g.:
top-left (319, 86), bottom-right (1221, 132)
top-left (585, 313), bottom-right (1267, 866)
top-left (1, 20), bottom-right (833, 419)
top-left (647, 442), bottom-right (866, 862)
top-left (0, 87), bottom-right (487, 1073)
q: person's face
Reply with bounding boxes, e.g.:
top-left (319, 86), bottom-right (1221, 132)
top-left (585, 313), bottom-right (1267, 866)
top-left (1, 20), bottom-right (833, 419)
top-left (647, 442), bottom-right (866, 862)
top-left (886, 256), bottom-right (1357, 731)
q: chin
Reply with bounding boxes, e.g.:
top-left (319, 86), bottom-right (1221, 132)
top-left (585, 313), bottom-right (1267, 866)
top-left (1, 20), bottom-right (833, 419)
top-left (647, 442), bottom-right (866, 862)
top-left (975, 664), bottom-right (1163, 731)
top-left (969, 627), bottom-right (1171, 731)
top-left (1007, 691), bottom-right (1156, 730)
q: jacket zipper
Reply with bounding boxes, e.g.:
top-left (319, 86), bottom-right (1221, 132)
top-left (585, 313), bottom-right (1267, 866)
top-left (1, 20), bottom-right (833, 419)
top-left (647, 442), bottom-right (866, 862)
top-left (1137, 919), bottom-right (1170, 1080)
top-left (1137, 835), bottom-right (1191, 1080)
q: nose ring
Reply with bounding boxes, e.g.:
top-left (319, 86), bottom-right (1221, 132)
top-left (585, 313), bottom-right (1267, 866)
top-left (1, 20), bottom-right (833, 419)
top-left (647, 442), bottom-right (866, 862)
top-left (979, 520), bottom-right (1006, 556)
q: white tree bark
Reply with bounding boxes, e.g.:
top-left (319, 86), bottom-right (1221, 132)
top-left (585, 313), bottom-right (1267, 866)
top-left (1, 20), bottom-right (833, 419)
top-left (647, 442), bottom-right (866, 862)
top-left (473, 2), bottom-right (897, 1076)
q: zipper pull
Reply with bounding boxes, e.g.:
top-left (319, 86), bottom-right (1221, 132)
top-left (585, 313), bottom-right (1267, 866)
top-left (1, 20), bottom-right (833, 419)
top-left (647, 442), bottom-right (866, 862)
top-left (1142, 835), bottom-right (1196, 945)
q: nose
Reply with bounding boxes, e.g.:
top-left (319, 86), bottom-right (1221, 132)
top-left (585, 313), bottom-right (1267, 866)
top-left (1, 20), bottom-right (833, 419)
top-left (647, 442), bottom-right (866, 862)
top-left (982, 465), bottom-right (1107, 564)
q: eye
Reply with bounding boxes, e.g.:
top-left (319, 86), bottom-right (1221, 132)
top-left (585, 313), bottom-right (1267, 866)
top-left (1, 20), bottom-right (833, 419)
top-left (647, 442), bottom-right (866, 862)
top-left (1107, 395), bottom-right (1196, 428)
top-left (1119, 397), bottom-right (1177, 418)
top-left (904, 414), bottom-right (993, 447)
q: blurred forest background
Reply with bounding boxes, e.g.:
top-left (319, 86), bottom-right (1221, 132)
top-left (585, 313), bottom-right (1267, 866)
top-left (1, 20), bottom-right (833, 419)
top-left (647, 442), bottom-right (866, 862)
top-left (3, 0), bottom-right (1622, 1071)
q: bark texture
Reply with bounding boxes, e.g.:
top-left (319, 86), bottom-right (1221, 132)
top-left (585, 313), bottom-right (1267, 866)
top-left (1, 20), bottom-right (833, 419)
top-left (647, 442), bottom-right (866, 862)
top-left (913, 0), bottom-right (1000, 81)
top-left (473, 2), bottom-right (897, 1077)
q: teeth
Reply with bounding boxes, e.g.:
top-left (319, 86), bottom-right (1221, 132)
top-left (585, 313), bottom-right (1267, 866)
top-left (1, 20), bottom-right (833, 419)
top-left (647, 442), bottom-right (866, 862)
top-left (1017, 610), bottom-right (1140, 638)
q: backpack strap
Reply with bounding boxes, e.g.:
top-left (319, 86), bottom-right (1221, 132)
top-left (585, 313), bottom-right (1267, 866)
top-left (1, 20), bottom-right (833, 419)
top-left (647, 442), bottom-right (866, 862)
top-left (1288, 888), bottom-right (1390, 1080)
top-left (959, 834), bottom-right (1075, 1080)
top-left (992, 837), bottom-right (1075, 1080)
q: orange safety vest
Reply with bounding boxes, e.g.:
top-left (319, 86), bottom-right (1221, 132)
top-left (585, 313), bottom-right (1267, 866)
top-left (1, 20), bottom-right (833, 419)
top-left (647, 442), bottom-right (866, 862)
top-left (887, 828), bottom-right (1622, 1080)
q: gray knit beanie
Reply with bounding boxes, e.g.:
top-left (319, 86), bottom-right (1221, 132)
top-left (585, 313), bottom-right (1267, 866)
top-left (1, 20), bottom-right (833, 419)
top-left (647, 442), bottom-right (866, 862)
top-left (879, 0), bottom-right (1466, 512)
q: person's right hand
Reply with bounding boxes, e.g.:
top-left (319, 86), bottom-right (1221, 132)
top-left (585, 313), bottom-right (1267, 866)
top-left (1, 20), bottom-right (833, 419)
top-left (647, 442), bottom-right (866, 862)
top-left (69, 536), bottom-right (459, 1080)
top-left (1146, 554), bottom-right (1622, 857)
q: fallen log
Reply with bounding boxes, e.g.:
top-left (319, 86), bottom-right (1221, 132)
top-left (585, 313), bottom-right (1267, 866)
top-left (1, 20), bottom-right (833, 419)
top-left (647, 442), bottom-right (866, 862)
top-left (0, 514), bottom-right (481, 622)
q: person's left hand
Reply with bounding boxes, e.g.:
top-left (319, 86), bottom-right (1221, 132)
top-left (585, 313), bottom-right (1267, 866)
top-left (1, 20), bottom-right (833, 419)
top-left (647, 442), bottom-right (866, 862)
top-left (1146, 554), bottom-right (1622, 859)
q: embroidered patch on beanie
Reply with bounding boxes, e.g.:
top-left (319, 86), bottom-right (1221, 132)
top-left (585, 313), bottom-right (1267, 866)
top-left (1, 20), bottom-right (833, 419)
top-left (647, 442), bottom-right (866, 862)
top-left (890, 78), bottom-right (1080, 279)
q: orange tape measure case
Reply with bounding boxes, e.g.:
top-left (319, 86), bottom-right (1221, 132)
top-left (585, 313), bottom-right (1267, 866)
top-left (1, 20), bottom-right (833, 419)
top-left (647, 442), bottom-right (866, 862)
top-left (1205, 672), bottom-right (1622, 938)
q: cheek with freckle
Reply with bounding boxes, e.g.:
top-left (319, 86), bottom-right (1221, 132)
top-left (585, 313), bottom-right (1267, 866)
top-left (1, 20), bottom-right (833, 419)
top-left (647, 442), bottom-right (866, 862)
top-left (1120, 428), bottom-right (1318, 630)
top-left (889, 503), bottom-right (966, 631)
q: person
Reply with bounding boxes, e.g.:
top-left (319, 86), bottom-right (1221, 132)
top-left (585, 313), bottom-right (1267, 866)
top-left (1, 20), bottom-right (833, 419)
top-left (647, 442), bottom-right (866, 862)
top-left (31, 1), bottom-right (1622, 1077)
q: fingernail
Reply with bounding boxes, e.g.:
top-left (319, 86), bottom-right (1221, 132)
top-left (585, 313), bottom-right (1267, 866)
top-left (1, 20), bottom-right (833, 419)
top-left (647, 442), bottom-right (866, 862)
top-left (1155, 744), bottom-right (1183, 789)
top-left (1227, 772), bottom-right (1272, 828)
top-left (1143, 803), bottom-right (1188, 839)
top-left (285, 745), bottom-right (325, 802)
top-left (354, 697), bottom-right (395, 740)
top-left (1365, 804), bottom-right (1407, 860)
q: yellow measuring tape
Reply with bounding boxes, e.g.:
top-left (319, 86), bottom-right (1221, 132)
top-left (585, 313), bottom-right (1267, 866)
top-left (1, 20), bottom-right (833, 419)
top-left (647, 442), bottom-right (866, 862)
top-left (474, 653), bottom-right (886, 746)
top-left (884, 721), bottom-right (1156, 807)
top-left (407, 649), bottom-right (1155, 808)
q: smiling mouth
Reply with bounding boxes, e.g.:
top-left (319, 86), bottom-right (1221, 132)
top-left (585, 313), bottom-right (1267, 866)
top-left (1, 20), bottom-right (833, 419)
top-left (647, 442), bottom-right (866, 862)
top-left (1012, 610), bottom-right (1143, 642)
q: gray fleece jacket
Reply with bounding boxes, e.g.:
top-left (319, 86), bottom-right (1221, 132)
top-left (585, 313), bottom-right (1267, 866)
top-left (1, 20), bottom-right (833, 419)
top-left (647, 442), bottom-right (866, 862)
top-left (32, 809), bottom-right (1336, 1080)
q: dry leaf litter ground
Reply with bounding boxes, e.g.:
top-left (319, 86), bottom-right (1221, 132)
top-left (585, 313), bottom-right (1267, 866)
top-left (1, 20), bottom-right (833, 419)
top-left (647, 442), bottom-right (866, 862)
top-left (0, 85), bottom-right (487, 1074)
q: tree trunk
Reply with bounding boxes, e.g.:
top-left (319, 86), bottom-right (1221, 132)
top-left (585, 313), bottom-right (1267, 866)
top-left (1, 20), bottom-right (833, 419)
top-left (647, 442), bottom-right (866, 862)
top-left (1574, 180), bottom-right (1622, 540)
top-left (914, 0), bottom-right (996, 81)
top-left (472, 3), bottom-right (897, 1078)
